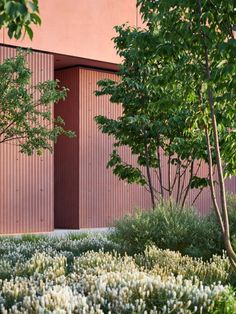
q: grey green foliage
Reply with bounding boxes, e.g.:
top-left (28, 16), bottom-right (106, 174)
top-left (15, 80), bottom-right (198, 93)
top-left (110, 197), bottom-right (236, 265)
top-left (0, 0), bottom-right (41, 39)
top-left (0, 51), bottom-right (74, 155)
top-left (110, 202), bottom-right (224, 259)
top-left (0, 235), bottom-right (234, 313)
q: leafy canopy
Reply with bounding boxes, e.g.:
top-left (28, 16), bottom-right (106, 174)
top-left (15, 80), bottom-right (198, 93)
top-left (95, 0), bottom-right (236, 211)
top-left (137, 0), bottom-right (236, 178)
top-left (95, 23), bottom-right (210, 206)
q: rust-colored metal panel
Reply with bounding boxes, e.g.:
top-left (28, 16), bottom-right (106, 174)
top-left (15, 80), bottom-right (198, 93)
top-left (79, 68), bottom-right (151, 228)
top-left (54, 68), bottom-right (80, 228)
top-left (0, 46), bottom-right (54, 234)
top-left (54, 66), bottom-right (236, 229)
top-left (225, 177), bottom-right (236, 195)
top-left (78, 68), bottom-right (236, 226)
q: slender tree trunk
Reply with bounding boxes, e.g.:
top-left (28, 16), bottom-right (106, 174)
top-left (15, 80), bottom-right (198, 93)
top-left (170, 156), bottom-right (180, 195)
top-left (157, 144), bottom-right (164, 198)
top-left (179, 161), bottom-right (189, 204)
top-left (144, 132), bottom-right (155, 210)
top-left (168, 153), bottom-right (172, 197)
top-left (191, 187), bottom-right (204, 206)
top-left (207, 89), bottom-right (236, 266)
top-left (197, 0), bottom-right (236, 269)
top-left (176, 163), bottom-right (181, 204)
top-left (205, 125), bottom-right (225, 234)
top-left (181, 160), bottom-right (194, 208)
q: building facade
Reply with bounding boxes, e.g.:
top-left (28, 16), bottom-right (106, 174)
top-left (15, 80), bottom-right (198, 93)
top-left (0, 1), bottom-right (235, 233)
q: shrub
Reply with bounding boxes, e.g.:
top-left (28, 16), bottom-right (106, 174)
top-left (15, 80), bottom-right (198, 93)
top-left (227, 193), bottom-right (236, 244)
top-left (66, 232), bottom-right (90, 241)
top-left (110, 202), bottom-right (223, 259)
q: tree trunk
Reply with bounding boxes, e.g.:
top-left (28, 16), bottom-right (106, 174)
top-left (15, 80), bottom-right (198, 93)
top-left (181, 160), bottom-right (194, 208)
top-left (157, 144), bottom-right (164, 198)
top-left (197, 0), bottom-right (236, 269)
top-left (144, 132), bottom-right (155, 210)
top-left (204, 125), bottom-right (225, 234)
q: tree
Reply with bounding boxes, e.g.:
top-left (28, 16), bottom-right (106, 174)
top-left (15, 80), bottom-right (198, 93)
top-left (137, 0), bottom-right (236, 268)
top-left (0, 0), bottom-right (41, 39)
top-left (95, 27), bottom-right (210, 209)
top-left (96, 0), bottom-right (236, 268)
top-left (0, 51), bottom-right (74, 155)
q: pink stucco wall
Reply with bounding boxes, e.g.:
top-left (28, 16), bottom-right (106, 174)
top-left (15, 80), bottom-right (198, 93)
top-left (0, 0), bottom-right (140, 64)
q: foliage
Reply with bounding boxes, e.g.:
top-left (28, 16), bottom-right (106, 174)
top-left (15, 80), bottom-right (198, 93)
top-left (0, 0), bottom-right (41, 39)
top-left (135, 0), bottom-right (236, 176)
top-left (0, 235), bottom-right (233, 313)
top-left (135, 246), bottom-right (233, 286)
top-left (0, 51), bottom-right (74, 155)
top-left (95, 24), bottom-right (209, 208)
top-left (96, 0), bottom-right (236, 268)
top-left (212, 288), bottom-right (236, 314)
top-left (0, 233), bottom-right (118, 278)
top-left (226, 192), bottom-right (236, 233)
top-left (110, 202), bottom-right (224, 259)
top-left (226, 192), bottom-right (236, 255)
top-left (227, 192), bottom-right (236, 212)
top-left (135, 0), bottom-right (236, 268)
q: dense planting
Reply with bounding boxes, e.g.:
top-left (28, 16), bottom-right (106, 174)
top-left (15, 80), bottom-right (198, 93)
top-left (110, 201), bottom-right (236, 259)
top-left (1, 199), bottom-right (236, 313)
top-left (0, 234), bottom-right (235, 313)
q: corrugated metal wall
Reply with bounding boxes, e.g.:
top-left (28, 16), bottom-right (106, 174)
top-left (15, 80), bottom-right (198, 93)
top-left (0, 46), bottom-right (54, 234)
top-left (54, 68), bottom-right (80, 228)
top-left (54, 67), bottom-right (151, 229)
top-left (54, 66), bottom-right (236, 229)
top-left (79, 68), bottom-right (151, 228)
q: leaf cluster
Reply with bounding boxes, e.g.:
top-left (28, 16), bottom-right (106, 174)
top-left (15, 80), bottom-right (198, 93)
top-left (95, 22), bottom-right (209, 196)
top-left (0, 0), bottom-right (41, 39)
top-left (137, 0), bottom-right (236, 177)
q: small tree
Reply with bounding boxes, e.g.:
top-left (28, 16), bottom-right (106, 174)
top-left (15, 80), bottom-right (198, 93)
top-left (0, 51), bottom-right (74, 155)
top-left (96, 0), bottom-right (236, 268)
top-left (0, 0), bottom-right (41, 39)
top-left (95, 25), bottom-right (209, 209)
top-left (136, 0), bottom-right (236, 269)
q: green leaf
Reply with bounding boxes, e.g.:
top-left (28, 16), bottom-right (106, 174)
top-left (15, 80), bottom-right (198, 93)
top-left (25, 25), bottom-right (33, 40)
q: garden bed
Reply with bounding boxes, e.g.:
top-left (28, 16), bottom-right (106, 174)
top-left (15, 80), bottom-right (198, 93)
top-left (0, 234), bottom-right (235, 313)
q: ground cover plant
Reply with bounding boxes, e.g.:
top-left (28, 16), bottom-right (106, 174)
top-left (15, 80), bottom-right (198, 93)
top-left (0, 234), bottom-right (236, 313)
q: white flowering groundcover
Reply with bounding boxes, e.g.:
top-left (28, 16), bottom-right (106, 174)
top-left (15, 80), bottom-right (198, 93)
top-left (0, 234), bottom-right (234, 313)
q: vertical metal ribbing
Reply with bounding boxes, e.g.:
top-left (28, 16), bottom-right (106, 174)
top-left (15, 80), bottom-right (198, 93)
top-left (0, 46), bottom-right (54, 234)
top-left (79, 68), bottom-right (151, 228)
top-left (53, 66), bottom-right (236, 229)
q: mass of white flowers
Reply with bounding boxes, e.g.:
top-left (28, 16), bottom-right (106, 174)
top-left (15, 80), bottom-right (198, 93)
top-left (0, 234), bottom-right (233, 313)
